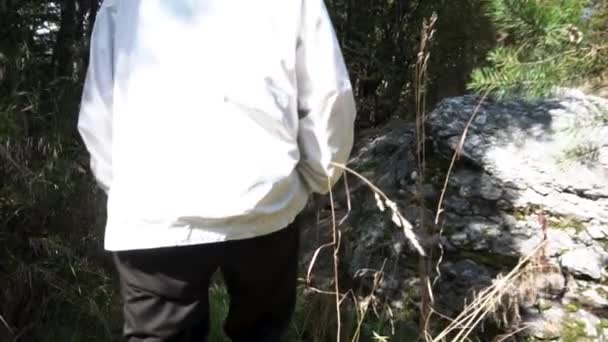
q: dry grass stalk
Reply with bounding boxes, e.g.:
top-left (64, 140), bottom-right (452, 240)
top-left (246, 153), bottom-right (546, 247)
top-left (434, 89), bottom-right (490, 225)
top-left (327, 176), bottom-right (342, 342)
top-left (304, 69), bottom-right (503, 341)
top-left (330, 162), bottom-right (425, 256)
top-left (492, 324), bottom-right (531, 342)
top-left (306, 240), bottom-right (335, 287)
top-left (340, 174), bottom-right (352, 226)
top-left (303, 163), bottom-right (425, 341)
top-left (432, 134), bottom-right (556, 341)
top-left (0, 313), bottom-right (13, 336)
top-left (350, 260), bottom-right (387, 342)
top-left (415, 13), bottom-right (438, 340)
top-left (421, 90), bottom-right (490, 341)
top-left (431, 241), bottom-right (548, 342)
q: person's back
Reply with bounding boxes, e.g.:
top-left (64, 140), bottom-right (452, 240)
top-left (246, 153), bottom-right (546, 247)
top-left (78, 0), bottom-right (355, 340)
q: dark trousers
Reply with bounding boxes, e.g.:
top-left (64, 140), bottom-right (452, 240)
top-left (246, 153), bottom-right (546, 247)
top-left (113, 222), bottom-right (300, 342)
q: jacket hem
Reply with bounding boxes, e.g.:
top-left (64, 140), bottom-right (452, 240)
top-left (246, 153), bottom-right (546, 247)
top-left (103, 189), bottom-right (309, 251)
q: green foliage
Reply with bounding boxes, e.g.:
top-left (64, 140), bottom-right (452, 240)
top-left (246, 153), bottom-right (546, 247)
top-left (562, 318), bottom-right (589, 342)
top-left (326, 0), bottom-right (433, 125)
top-left (326, 0), bottom-right (495, 125)
top-left (0, 2), bottom-right (106, 340)
top-left (560, 142), bottom-right (602, 167)
top-left (469, 0), bottom-right (608, 99)
top-left (565, 302), bottom-right (582, 313)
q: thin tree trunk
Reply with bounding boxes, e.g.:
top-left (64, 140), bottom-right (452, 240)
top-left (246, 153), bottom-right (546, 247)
top-left (54, 0), bottom-right (77, 78)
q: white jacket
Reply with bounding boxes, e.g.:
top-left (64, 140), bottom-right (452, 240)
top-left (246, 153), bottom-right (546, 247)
top-left (78, 0), bottom-right (356, 251)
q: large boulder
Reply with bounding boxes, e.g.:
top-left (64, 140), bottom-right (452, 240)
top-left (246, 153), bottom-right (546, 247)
top-left (426, 90), bottom-right (608, 340)
top-left (301, 89), bottom-right (608, 340)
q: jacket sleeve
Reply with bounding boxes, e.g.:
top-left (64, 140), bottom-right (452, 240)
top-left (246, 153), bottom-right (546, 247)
top-left (296, 0), bottom-right (356, 195)
top-left (77, 3), bottom-right (116, 193)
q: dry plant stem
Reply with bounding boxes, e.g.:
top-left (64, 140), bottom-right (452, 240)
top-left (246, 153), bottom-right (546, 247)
top-left (415, 13), bottom-right (437, 341)
top-left (447, 274), bottom-right (520, 341)
top-left (305, 286), bottom-right (349, 299)
top-left (432, 242), bottom-right (545, 342)
top-left (434, 90), bottom-right (490, 225)
top-left (306, 241), bottom-right (335, 285)
top-left (494, 324), bottom-right (530, 342)
top-left (388, 305), bottom-right (396, 335)
top-left (307, 166), bottom-right (424, 340)
top-left (339, 174), bottom-right (351, 226)
top-left (328, 177), bottom-right (341, 342)
top-left (351, 261), bottom-right (386, 342)
top-left (432, 220), bottom-right (446, 287)
top-left (436, 262), bottom-right (534, 341)
top-left (0, 313), bottom-right (13, 336)
top-left (429, 309), bottom-right (461, 326)
top-left (428, 85), bottom-right (492, 341)
top-left (306, 175), bottom-right (351, 294)
top-left (330, 162), bottom-right (426, 256)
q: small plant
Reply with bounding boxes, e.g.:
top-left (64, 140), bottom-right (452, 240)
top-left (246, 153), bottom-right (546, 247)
top-left (565, 302), bottom-right (581, 313)
top-left (208, 284), bottom-right (230, 342)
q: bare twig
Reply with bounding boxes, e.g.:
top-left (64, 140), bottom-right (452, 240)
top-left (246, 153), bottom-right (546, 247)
top-left (494, 324), bottom-right (530, 342)
top-left (306, 241), bottom-right (335, 286)
top-left (339, 174), bottom-right (352, 226)
top-left (0, 313), bottom-right (13, 336)
top-left (351, 260), bottom-right (387, 342)
top-left (304, 286), bottom-right (348, 299)
top-left (432, 220), bottom-right (446, 288)
top-left (328, 177), bottom-right (342, 342)
top-left (415, 13), bottom-right (438, 340)
top-left (434, 90), bottom-right (490, 225)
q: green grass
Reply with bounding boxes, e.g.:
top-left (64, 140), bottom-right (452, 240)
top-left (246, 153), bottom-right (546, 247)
top-left (562, 319), bottom-right (589, 342)
top-left (2, 242), bottom-right (412, 342)
top-left (206, 284), bottom-right (418, 342)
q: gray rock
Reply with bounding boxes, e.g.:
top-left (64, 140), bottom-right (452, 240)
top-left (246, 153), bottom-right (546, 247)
top-left (299, 90), bottom-right (608, 341)
top-left (442, 259), bottom-right (491, 283)
top-left (449, 231), bottom-right (468, 247)
top-left (586, 223), bottom-right (608, 240)
top-left (491, 233), bottom-right (520, 257)
top-left (525, 304), bottom-right (607, 341)
top-left (421, 183), bottom-right (438, 200)
top-left (570, 309), bottom-right (605, 340)
top-left (515, 229), bottom-right (578, 257)
top-left (478, 174), bottom-right (504, 201)
top-left (500, 213), bottom-right (519, 228)
top-left (428, 90), bottom-right (608, 224)
top-left (525, 306), bottom-right (565, 340)
top-left (561, 248), bottom-right (607, 280)
top-left (577, 284), bottom-right (608, 309)
top-left (444, 195), bottom-right (473, 214)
